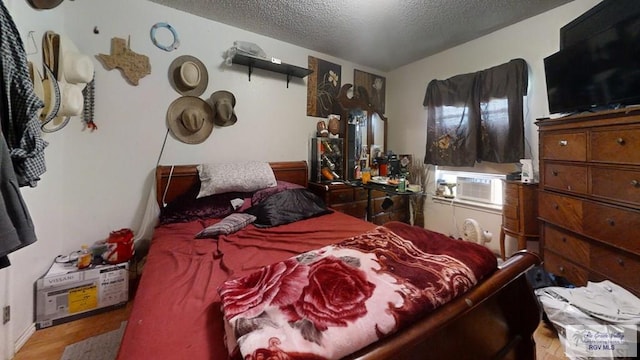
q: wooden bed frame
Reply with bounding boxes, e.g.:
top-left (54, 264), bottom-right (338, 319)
top-left (154, 161), bottom-right (542, 360)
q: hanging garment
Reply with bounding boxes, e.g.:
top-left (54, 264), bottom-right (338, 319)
top-left (0, 130), bottom-right (37, 269)
top-left (0, 0), bottom-right (47, 187)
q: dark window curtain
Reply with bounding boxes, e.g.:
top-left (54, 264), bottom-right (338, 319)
top-left (423, 59), bottom-right (528, 166)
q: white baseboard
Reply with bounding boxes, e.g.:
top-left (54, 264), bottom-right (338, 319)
top-left (13, 323), bottom-right (35, 356)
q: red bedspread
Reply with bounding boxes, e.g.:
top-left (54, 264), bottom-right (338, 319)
top-left (117, 211), bottom-right (374, 360)
top-left (219, 223), bottom-right (497, 359)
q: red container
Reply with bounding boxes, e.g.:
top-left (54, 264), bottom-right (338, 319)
top-left (103, 228), bottom-right (134, 264)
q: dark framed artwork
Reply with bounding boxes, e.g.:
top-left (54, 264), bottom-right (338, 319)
top-left (307, 56), bottom-right (341, 118)
top-left (354, 69), bottom-right (386, 114)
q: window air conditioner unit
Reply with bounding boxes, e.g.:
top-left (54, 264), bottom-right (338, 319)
top-left (456, 177), bottom-right (493, 203)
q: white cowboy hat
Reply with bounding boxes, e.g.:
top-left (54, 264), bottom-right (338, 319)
top-left (168, 55), bottom-right (208, 96)
top-left (57, 34), bottom-right (94, 89)
top-left (209, 90), bottom-right (237, 127)
top-left (166, 96), bottom-right (214, 144)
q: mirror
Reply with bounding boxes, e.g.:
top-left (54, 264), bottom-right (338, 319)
top-left (336, 84), bottom-right (387, 180)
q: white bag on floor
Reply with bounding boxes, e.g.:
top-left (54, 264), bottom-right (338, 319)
top-left (536, 280), bottom-right (639, 359)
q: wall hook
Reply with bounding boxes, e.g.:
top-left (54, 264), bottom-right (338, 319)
top-left (93, 26), bottom-right (100, 34)
top-left (26, 31), bottom-right (38, 55)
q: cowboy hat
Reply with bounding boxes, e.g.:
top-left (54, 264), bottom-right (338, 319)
top-left (40, 65), bottom-right (78, 132)
top-left (168, 55), bottom-right (208, 96)
top-left (27, 0), bottom-right (64, 9)
top-left (57, 34), bottom-right (94, 89)
top-left (166, 96), bottom-right (214, 144)
top-left (209, 90), bottom-right (237, 127)
top-left (28, 62), bottom-right (45, 118)
top-left (42, 32), bottom-right (93, 129)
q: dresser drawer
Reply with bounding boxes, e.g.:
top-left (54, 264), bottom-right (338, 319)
top-left (503, 216), bottom-right (520, 233)
top-left (354, 188), bottom-right (369, 201)
top-left (541, 131), bottom-right (587, 161)
top-left (590, 126), bottom-right (640, 165)
top-left (331, 201), bottom-right (366, 219)
top-left (544, 225), bottom-right (589, 265)
top-left (590, 244), bottom-right (640, 293)
top-left (327, 188), bottom-right (354, 204)
top-left (591, 166), bottom-right (640, 207)
top-left (503, 183), bottom-right (519, 206)
top-left (502, 203), bottom-right (518, 220)
top-left (543, 163), bottom-right (588, 194)
top-left (543, 251), bottom-right (588, 286)
top-left (583, 202), bottom-right (640, 256)
top-left (538, 192), bottom-right (583, 233)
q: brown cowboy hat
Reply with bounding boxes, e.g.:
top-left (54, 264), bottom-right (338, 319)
top-left (166, 96), bottom-right (214, 144)
top-left (27, 0), bottom-right (64, 9)
top-left (209, 90), bottom-right (237, 127)
top-left (168, 55), bottom-right (208, 97)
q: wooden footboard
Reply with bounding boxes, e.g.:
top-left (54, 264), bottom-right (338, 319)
top-left (346, 251), bottom-right (542, 360)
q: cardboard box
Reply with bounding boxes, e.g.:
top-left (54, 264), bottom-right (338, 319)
top-left (35, 261), bottom-right (129, 329)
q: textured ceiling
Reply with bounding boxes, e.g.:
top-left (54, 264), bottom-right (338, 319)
top-left (149, 0), bottom-right (573, 71)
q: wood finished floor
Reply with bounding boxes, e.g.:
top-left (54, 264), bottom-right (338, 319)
top-left (13, 302), bottom-right (132, 360)
top-left (13, 301), bottom-right (566, 360)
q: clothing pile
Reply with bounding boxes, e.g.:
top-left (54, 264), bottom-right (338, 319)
top-left (536, 280), bottom-right (640, 359)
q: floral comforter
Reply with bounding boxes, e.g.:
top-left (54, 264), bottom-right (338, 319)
top-left (218, 223), bottom-right (497, 360)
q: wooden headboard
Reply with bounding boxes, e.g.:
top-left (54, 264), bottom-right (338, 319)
top-left (155, 161), bottom-right (308, 206)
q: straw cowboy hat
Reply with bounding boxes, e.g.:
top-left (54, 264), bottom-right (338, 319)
top-left (209, 90), bottom-right (237, 127)
top-left (27, 0), bottom-right (64, 9)
top-left (42, 31), bottom-right (94, 129)
top-left (166, 96), bottom-right (214, 144)
top-left (168, 55), bottom-right (208, 96)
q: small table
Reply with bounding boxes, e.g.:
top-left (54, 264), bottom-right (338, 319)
top-left (359, 181), bottom-right (417, 222)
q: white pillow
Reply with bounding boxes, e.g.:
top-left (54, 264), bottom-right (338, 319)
top-left (196, 161), bottom-right (277, 198)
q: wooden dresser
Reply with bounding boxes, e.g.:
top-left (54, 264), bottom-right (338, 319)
top-left (537, 109), bottom-right (640, 297)
top-left (308, 182), bottom-right (409, 225)
top-left (499, 181), bottom-right (539, 260)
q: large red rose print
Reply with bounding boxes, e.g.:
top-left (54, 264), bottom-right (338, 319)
top-left (283, 256), bottom-right (375, 331)
top-left (219, 259), bottom-right (309, 320)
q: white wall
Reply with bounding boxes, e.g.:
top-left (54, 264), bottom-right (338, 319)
top-left (2, 0), bottom-right (385, 356)
top-left (385, 0), bottom-right (602, 254)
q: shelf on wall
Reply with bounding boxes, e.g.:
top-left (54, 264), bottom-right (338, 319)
top-left (231, 53), bottom-right (313, 88)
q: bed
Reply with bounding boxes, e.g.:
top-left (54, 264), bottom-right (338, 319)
top-left (117, 160), bottom-right (542, 360)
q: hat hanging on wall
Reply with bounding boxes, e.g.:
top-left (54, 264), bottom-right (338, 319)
top-left (27, 0), bottom-right (64, 9)
top-left (42, 31), bottom-right (94, 130)
top-left (209, 90), bottom-right (237, 127)
top-left (168, 55), bottom-right (208, 96)
top-left (166, 96), bottom-right (214, 144)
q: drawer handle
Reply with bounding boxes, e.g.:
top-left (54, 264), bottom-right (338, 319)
top-left (552, 170), bottom-right (558, 176)
top-left (559, 140), bottom-right (568, 146)
top-left (616, 137), bottom-right (626, 145)
top-left (553, 203), bottom-right (559, 210)
top-left (558, 266), bottom-right (565, 273)
top-left (617, 258), bottom-right (624, 266)
top-left (606, 218), bottom-right (615, 226)
top-left (632, 179), bottom-right (639, 187)
top-left (561, 237), bottom-right (567, 243)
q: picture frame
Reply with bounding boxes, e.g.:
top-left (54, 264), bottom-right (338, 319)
top-left (354, 69), bottom-right (386, 114)
top-left (307, 56), bottom-right (341, 118)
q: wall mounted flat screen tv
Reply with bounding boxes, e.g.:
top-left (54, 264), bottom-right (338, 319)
top-left (544, 15), bottom-right (640, 115)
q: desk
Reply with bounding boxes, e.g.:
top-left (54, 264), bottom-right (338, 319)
top-left (360, 182), bottom-right (416, 222)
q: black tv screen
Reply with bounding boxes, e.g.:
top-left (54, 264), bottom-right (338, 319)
top-left (544, 15), bottom-right (640, 115)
